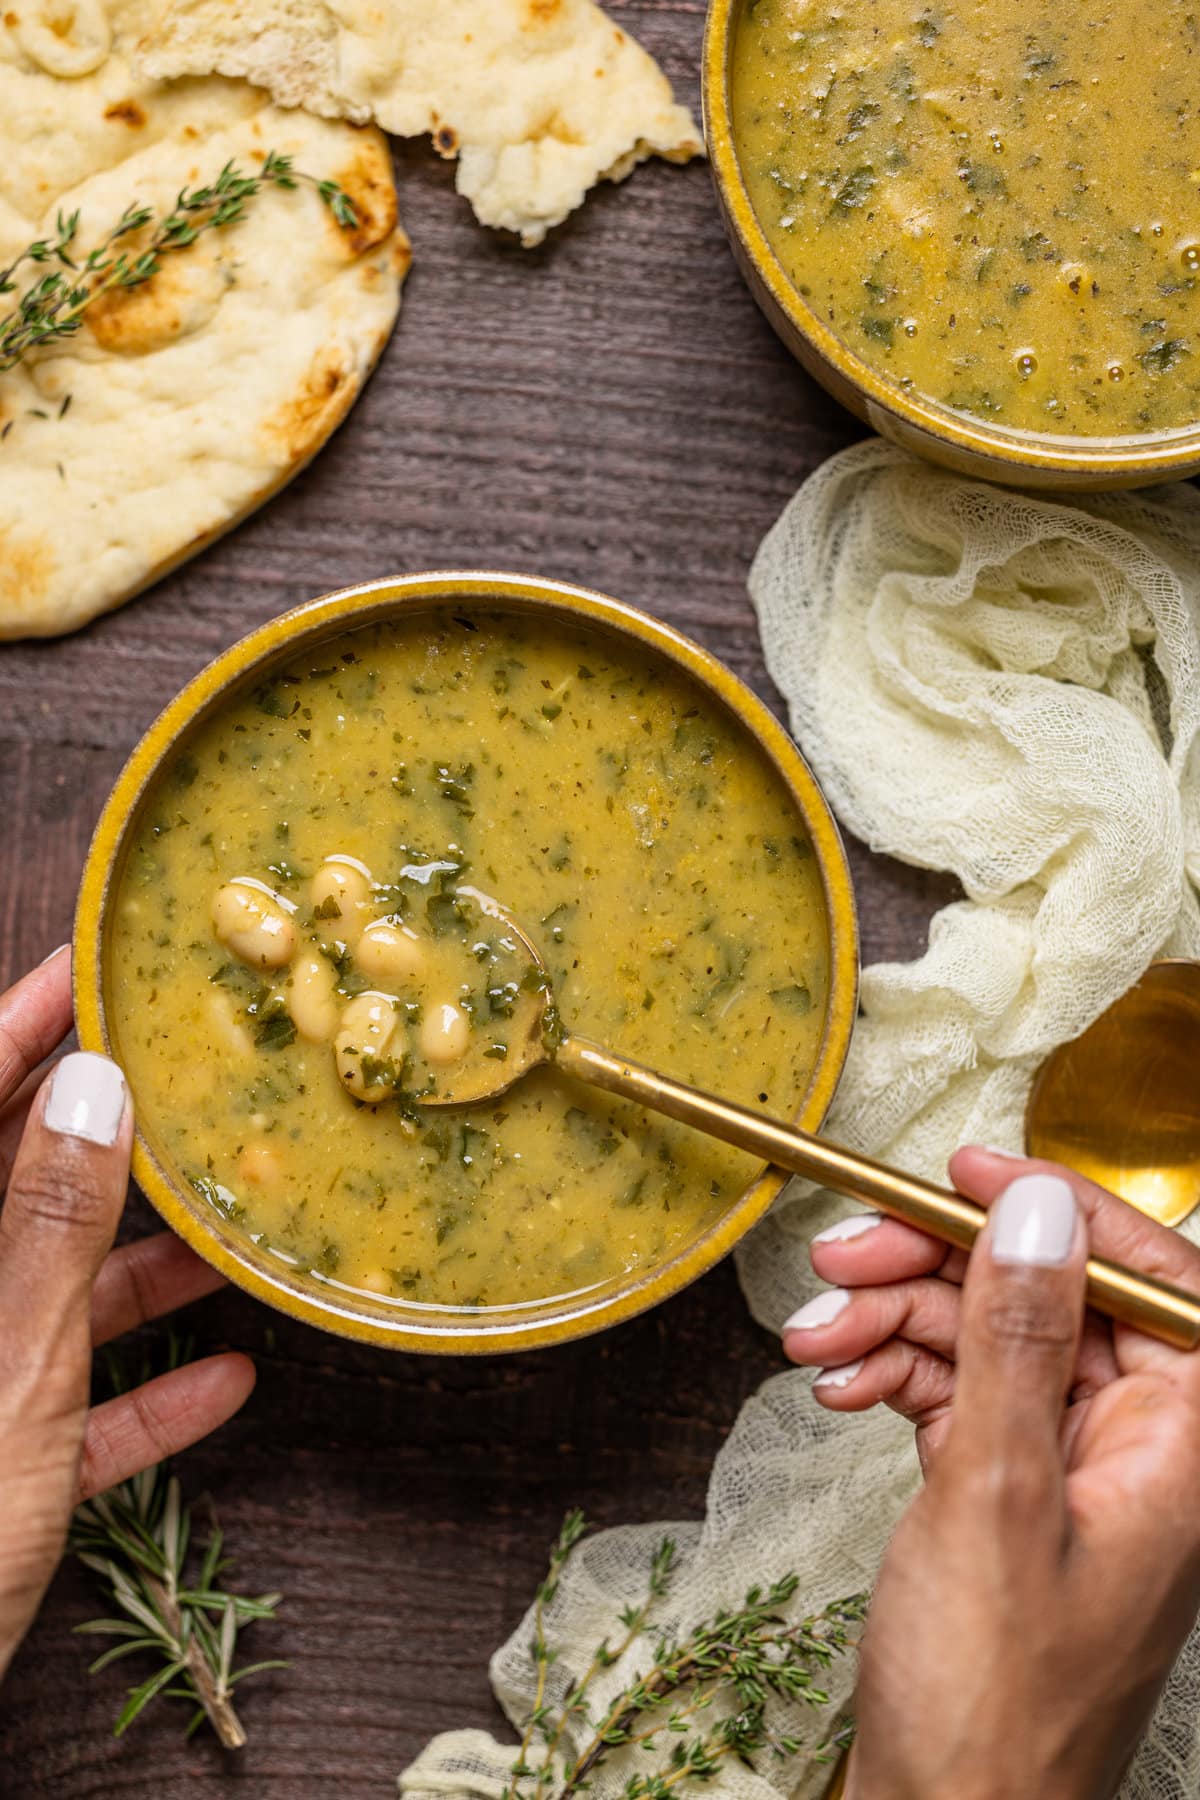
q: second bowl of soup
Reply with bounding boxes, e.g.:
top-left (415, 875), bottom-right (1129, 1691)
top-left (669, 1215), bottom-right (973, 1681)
top-left (76, 573), bottom-right (857, 1352)
top-left (706, 0), bottom-right (1200, 488)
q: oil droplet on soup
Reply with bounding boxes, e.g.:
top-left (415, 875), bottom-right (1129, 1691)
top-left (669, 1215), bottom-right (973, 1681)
top-left (110, 615), bottom-right (830, 1310)
top-left (732, 0), bottom-right (1200, 436)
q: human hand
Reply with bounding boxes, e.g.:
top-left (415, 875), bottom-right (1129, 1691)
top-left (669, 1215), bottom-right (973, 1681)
top-left (0, 949), bottom-right (255, 1681)
top-left (782, 1150), bottom-right (1200, 1800)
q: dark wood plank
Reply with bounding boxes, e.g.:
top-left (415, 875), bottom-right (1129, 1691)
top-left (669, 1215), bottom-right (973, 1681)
top-left (0, 4), bottom-right (955, 1792)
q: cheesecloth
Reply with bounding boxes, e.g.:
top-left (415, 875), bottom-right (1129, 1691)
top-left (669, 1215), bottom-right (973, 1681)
top-left (402, 438), bottom-right (1200, 1799)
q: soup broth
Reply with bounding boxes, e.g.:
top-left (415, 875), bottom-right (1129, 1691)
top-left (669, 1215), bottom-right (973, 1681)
top-left (110, 612), bottom-right (831, 1311)
top-left (732, 0), bottom-right (1200, 436)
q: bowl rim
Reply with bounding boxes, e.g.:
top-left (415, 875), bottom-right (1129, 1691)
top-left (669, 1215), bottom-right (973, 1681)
top-left (702, 0), bottom-right (1200, 480)
top-left (75, 571), bottom-right (859, 1354)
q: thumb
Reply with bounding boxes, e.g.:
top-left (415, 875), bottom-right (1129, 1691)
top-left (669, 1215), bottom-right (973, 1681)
top-left (0, 1052), bottom-right (132, 1353)
top-left (942, 1173), bottom-right (1086, 1514)
top-left (0, 1052), bottom-right (132, 1678)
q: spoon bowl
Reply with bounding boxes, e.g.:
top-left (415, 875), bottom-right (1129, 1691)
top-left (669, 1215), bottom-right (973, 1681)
top-left (416, 887), bottom-right (550, 1106)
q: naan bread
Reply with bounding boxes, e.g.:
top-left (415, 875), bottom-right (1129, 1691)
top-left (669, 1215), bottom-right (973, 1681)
top-left (136, 0), bottom-right (703, 246)
top-left (0, 0), bottom-right (409, 638)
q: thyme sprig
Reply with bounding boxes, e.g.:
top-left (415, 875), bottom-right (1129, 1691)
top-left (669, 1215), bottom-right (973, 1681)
top-left (0, 150), bottom-right (358, 374)
top-left (506, 1515), bottom-right (866, 1800)
top-left (513, 1509), bottom-right (589, 1785)
top-left (68, 1340), bottom-right (285, 1749)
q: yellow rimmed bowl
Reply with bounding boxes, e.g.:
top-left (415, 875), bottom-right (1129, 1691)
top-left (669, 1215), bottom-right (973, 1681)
top-left (703, 0), bottom-right (1200, 492)
top-left (75, 572), bottom-right (859, 1354)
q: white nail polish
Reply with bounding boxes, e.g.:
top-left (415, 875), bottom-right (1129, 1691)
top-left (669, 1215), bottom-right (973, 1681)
top-left (45, 1053), bottom-right (127, 1147)
top-left (990, 1174), bottom-right (1077, 1267)
top-left (782, 1288), bottom-right (851, 1332)
top-left (813, 1211), bottom-right (884, 1245)
top-left (814, 1359), bottom-right (865, 1391)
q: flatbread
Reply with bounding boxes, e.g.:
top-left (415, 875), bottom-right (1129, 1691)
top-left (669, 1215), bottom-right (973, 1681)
top-left (136, 0), bottom-right (703, 246)
top-left (0, 0), bottom-right (409, 638)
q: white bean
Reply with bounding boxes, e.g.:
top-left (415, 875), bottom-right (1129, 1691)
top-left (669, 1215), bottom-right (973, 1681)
top-left (418, 1000), bottom-right (471, 1067)
top-left (312, 856), bottom-right (373, 944)
top-left (287, 951), bottom-right (340, 1042)
top-left (356, 919), bottom-right (425, 984)
top-left (238, 1142), bottom-right (285, 1189)
top-left (359, 1269), bottom-right (393, 1295)
top-left (207, 989), bottom-right (254, 1063)
top-left (213, 880), bottom-right (297, 970)
top-left (335, 991), bottom-right (402, 1103)
top-left (166, 1060), bottom-right (218, 1110)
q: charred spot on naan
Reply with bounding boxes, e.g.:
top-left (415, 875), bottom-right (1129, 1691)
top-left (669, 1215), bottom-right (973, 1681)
top-left (87, 243), bottom-right (225, 355)
top-left (525, 109), bottom-right (585, 147)
top-left (0, 524), bottom-right (56, 619)
top-left (104, 98), bottom-right (146, 127)
top-left (359, 230), bottom-right (412, 291)
top-left (259, 344), bottom-right (356, 464)
top-left (328, 131), bottom-right (398, 258)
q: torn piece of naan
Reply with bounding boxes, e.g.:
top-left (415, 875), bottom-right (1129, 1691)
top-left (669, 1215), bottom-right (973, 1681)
top-left (137, 0), bottom-right (703, 245)
top-left (0, 0), bottom-right (409, 638)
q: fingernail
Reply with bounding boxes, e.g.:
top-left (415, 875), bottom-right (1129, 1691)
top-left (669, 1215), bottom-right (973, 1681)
top-left (782, 1288), bottom-right (851, 1332)
top-left (814, 1359), bottom-right (864, 1390)
top-left (813, 1211), bottom-right (884, 1244)
top-left (979, 1144), bottom-right (1021, 1159)
top-left (990, 1173), bottom-right (1077, 1267)
top-left (45, 1053), bottom-right (127, 1147)
top-left (39, 943), bottom-right (70, 966)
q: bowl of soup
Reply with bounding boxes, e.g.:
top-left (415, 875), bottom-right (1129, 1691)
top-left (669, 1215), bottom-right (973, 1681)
top-left (75, 573), bottom-right (858, 1353)
top-left (705, 0), bottom-right (1200, 488)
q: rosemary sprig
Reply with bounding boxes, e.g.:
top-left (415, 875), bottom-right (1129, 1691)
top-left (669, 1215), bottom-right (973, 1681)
top-left (505, 1517), bottom-right (865, 1800)
top-left (0, 151), bottom-right (359, 374)
top-left (68, 1340), bottom-right (285, 1749)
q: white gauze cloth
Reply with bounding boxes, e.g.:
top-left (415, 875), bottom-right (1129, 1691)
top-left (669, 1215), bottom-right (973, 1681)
top-left (403, 438), bottom-right (1200, 1799)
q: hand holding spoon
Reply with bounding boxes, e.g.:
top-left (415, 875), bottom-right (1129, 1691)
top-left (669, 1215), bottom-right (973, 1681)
top-left (431, 894), bottom-right (1200, 1351)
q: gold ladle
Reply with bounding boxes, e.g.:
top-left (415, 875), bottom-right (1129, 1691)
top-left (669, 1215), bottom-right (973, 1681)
top-left (428, 898), bottom-right (1200, 1351)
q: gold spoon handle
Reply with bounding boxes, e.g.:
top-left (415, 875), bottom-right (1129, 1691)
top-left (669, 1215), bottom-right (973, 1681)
top-left (558, 1035), bottom-right (1200, 1352)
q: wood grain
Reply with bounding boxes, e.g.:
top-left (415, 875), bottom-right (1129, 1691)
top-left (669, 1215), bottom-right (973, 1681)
top-left (0, 6), bottom-right (956, 1792)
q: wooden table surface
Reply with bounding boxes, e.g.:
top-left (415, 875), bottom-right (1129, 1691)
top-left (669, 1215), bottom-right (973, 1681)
top-left (0, 7), bottom-right (956, 1793)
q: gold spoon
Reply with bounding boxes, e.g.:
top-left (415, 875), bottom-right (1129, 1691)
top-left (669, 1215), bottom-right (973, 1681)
top-left (1027, 959), bottom-right (1200, 1230)
top-left (428, 897), bottom-right (1200, 1351)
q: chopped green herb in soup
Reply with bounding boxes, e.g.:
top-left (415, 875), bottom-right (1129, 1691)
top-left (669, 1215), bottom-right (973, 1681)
top-left (732, 0), bottom-right (1200, 435)
top-left (110, 614), bottom-right (829, 1310)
